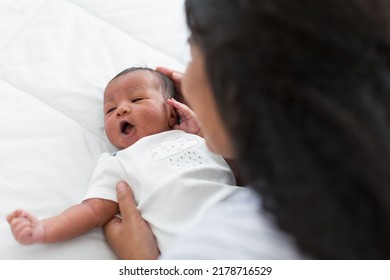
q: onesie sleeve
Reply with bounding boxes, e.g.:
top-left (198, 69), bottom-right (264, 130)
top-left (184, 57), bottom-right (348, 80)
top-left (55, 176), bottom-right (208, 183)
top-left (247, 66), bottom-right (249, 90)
top-left (83, 153), bottom-right (126, 203)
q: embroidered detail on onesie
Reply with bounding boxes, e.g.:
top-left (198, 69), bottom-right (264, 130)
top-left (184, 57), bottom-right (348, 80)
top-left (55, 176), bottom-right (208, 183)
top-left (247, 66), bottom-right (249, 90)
top-left (168, 150), bottom-right (204, 170)
top-left (151, 137), bottom-right (199, 161)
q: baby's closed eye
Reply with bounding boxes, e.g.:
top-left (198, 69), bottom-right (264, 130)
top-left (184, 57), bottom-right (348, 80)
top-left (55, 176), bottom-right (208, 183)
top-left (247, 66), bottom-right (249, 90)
top-left (132, 97), bottom-right (144, 103)
top-left (106, 107), bottom-right (116, 114)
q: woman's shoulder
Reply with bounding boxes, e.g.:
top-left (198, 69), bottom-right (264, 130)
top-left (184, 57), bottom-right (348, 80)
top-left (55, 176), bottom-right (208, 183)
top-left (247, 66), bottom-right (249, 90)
top-left (160, 187), bottom-right (305, 260)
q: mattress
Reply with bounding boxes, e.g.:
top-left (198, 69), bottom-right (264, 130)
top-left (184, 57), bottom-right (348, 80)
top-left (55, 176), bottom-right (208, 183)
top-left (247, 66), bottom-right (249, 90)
top-left (0, 0), bottom-right (188, 259)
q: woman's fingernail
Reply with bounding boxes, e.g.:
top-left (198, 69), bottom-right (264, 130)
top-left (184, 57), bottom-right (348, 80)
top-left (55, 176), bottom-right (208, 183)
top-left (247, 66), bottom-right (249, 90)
top-left (172, 72), bottom-right (181, 80)
top-left (117, 182), bottom-right (127, 192)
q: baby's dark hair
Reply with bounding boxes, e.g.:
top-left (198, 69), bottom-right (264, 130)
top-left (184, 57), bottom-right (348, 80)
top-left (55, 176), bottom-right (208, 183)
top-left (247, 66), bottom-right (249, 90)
top-left (111, 66), bottom-right (178, 100)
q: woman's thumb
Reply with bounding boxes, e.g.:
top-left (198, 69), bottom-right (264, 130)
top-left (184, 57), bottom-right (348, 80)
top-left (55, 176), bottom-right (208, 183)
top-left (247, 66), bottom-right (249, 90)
top-left (116, 181), bottom-right (137, 221)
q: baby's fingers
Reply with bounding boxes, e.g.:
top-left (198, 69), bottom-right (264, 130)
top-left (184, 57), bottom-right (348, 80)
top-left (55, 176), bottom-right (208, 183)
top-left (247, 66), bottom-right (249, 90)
top-left (9, 216), bottom-right (40, 244)
top-left (14, 223), bottom-right (34, 244)
top-left (17, 227), bottom-right (36, 244)
top-left (9, 216), bottom-right (31, 231)
top-left (9, 216), bottom-right (31, 234)
top-left (6, 209), bottom-right (25, 223)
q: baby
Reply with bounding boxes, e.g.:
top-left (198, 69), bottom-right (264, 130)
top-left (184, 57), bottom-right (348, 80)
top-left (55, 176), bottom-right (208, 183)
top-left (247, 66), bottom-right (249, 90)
top-left (7, 67), bottom-right (238, 253)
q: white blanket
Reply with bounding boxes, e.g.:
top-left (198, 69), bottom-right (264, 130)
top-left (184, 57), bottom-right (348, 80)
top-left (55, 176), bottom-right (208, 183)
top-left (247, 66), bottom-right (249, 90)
top-left (0, 0), bottom-right (188, 259)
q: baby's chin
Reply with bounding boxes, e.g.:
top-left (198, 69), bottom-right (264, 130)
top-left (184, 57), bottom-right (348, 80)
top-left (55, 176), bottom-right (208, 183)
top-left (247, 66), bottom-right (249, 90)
top-left (115, 138), bottom-right (139, 150)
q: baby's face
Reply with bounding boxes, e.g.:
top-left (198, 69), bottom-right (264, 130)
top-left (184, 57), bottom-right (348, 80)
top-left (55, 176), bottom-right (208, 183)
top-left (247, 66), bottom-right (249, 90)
top-left (104, 71), bottom-right (175, 149)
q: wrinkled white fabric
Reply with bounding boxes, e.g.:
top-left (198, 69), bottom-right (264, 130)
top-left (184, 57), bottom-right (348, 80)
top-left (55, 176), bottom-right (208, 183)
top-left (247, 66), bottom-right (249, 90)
top-left (0, 0), bottom-right (188, 259)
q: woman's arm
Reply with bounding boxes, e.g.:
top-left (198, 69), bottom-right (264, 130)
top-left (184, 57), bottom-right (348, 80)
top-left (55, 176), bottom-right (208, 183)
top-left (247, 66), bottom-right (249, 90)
top-left (7, 198), bottom-right (118, 244)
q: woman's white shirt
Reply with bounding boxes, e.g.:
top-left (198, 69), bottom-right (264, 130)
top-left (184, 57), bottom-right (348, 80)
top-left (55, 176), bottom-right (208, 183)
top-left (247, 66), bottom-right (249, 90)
top-left (160, 187), bottom-right (304, 259)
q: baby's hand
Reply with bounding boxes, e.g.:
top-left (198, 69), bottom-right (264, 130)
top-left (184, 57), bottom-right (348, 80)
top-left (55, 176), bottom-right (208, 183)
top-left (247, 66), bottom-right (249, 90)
top-left (167, 98), bottom-right (203, 137)
top-left (6, 209), bottom-right (45, 245)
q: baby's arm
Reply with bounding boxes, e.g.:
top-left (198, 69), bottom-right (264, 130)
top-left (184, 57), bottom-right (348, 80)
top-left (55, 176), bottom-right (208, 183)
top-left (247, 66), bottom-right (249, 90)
top-left (7, 198), bottom-right (118, 244)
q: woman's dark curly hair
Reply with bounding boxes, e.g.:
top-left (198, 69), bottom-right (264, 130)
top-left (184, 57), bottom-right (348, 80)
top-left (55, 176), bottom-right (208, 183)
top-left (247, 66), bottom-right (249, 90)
top-left (186, 0), bottom-right (390, 259)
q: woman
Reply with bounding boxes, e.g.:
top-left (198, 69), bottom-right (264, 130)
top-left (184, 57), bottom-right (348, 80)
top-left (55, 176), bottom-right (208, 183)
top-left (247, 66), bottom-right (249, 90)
top-left (105, 0), bottom-right (390, 259)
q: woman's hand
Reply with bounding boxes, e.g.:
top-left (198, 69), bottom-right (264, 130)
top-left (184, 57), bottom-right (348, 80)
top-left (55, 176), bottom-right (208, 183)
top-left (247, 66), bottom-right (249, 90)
top-left (167, 98), bottom-right (203, 137)
top-left (156, 66), bottom-right (203, 137)
top-left (103, 181), bottom-right (160, 260)
top-left (156, 66), bottom-right (183, 93)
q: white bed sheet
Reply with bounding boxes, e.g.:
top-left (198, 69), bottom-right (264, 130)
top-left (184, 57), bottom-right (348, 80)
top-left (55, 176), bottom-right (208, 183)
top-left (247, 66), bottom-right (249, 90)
top-left (0, 0), bottom-right (188, 259)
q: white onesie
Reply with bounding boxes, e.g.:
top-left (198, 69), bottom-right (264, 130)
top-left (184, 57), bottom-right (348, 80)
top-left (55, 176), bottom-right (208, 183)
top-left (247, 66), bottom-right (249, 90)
top-left (84, 130), bottom-right (238, 252)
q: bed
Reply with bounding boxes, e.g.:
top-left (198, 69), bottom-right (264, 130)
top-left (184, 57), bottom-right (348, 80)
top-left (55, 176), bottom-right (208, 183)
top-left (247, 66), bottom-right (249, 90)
top-left (0, 0), bottom-right (188, 259)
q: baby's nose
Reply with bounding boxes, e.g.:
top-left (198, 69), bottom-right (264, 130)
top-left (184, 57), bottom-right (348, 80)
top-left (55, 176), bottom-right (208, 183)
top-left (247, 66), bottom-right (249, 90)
top-left (117, 105), bottom-right (131, 116)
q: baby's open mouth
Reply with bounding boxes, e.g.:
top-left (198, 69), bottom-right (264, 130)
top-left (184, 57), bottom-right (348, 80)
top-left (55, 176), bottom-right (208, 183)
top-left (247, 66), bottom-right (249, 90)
top-left (120, 121), bottom-right (134, 135)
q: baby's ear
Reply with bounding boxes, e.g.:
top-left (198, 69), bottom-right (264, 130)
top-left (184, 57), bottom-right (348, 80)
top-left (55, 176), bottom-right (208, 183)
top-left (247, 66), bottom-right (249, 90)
top-left (168, 105), bottom-right (178, 128)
